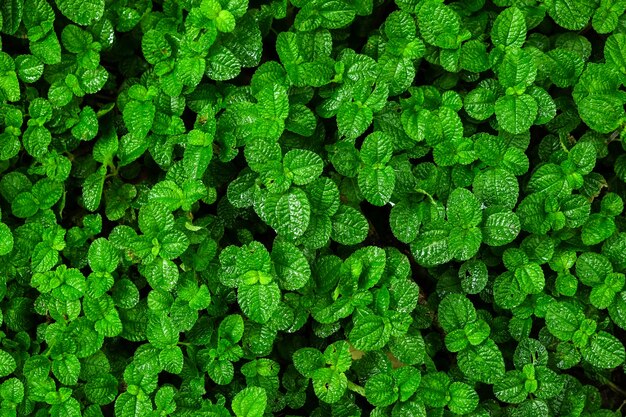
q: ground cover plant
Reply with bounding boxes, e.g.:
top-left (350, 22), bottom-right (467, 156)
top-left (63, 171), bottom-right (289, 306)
top-left (1, 0), bottom-right (626, 415)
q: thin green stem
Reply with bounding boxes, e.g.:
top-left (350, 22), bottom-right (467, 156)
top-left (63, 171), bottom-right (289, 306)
top-left (607, 380), bottom-right (626, 398)
top-left (558, 134), bottom-right (570, 153)
top-left (415, 188), bottom-right (435, 205)
top-left (347, 380), bottom-right (366, 397)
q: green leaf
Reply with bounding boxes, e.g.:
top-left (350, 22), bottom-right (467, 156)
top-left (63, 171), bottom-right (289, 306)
top-left (358, 165), bottom-right (396, 206)
top-left (418, 2), bottom-right (461, 48)
top-left (0, 0), bottom-right (23, 36)
top-left (473, 167), bottom-right (519, 209)
top-left (88, 238), bottom-right (118, 274)
top-left (547, 0), bottom-right (595, 30)
top-left (0, 54), bottom-right (19, 102)
top-left (581, 214), bottom-right (616, 246)
top-left (0, 378), bottom-right (24, 404)
top-left (365, 373), bottom-right (398, 407)
top-left (581, 331), bottom-right (625, 368)
top-left (491, 7), bottom-right (527, 49)
top-left (609, 291), bottom-right (626, 330)
top-left (447, 188), bottom-right (482, 228)
top-left (272, 240), bottom-right (311, 290)
top-left (494, 370), bottom-right (527, 403)
top-left (147, 313), bottom-right (178, 349)
top-left (293, 348), bottom-right (325, 378)
top-left (123, 100), bottom-right (155, 139)
top-left (337, 102), bottom-right (373, 139)
top-left (83, 295), bottom-right (123, 337)
top-left (114, 392), bottom-right (153, 417)
top-left (498, 48), bottom-right (536, 89)
top-left (459, 260), bottom-right (489, 294)
top-left (238, 282), bottom-right (281, 324)
top-left (448, 382), bottom-right (479, 414)
top-left (495, 94), bottom-right (538, 134)
top-left (464, 87), bottom-right (496, 120)
top-left (360, 132), bottom-right (393, 166)
top-left (438, 294), bottom-right (477, 333)
top-left (331, 205), bottom-right (369, 245)
top-left (605, 33), bottom-right (626, 73)
top-left (411, 228), bottom-right (451, 267)
top-left (0, 223), bottom-right (14, 256)
top-left (311, 368), bottom-right (347, 403)
top-left (349, 313), bottom-right (391, 351)
top-left (515, 263), bottom-right (545, 294)
top-left (0, 350), bottom-right (16, 378)
top-left (283, 149), bottom-right (323, 185)
top-left (148, 181), bottom-right (184, 211)
top-left (482, 210), bottom-right (520, 246)
top-left (232, 387), bottom-right (267, 417)
top-left (273, 189), bottom-right (311, 240)
top-left (138, 203), bottom-right (174, 237)
top-left (457, 339), bottom-right (505, 384)
top-left (55, 0), bottom-right (104, 25)
top-left (419, 372), bottom-right (450, 407)
top-left (139, 256), bottom-right (178, 291)
top-left (23, 126), bottom-right (51, 158)
top-left (576, 94), bottom-right (624, 134)
top-left (545, 301), bottom-right (584, 341)
top-left (52, 354), bottom-right (80, 386)
top-left (390, 199), bottom-right (425, 243)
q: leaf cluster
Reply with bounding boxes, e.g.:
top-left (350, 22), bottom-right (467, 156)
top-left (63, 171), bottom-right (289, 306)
top-left (0, 0), bottom-right (626, 416)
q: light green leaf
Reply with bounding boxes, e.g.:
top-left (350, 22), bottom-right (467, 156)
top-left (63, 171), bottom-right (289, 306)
top-left (238, 282), bottom-right (281, 324)
top-left (365, 373), bottom-right (398, 407)
top-left (545, 301), bottom-right (583, 341)
top-left (311, 368), bottom-right (347, 404)
top-left (411, 228), bottom-right (451, 267)
top-left (337, 102), bottom-right (373, 139)
top-left (491, 7), bottom-right (527, 49)
top-left (438, 294), bottom-right (477, 333)
top-left (358, 165), bottom-right (396, 206)
top-left (349, 313), bottom-right (390, 351)
top-left (447, 188), bottom-right (482, 228)
top-left (55, 0), bottom-right (104, 25)
top-left (331, 205), bottom-right (369, 245)
top-left (283, 149), bottom-right (323, 185)
top-left (495, 94), bottom-right (538, 134)
top-left (494, 370), bottom-right (527, 403)
top-left (273, 189), bottom-right (311, 240)
top-left (52, 354), bottom-right (80, 386)
top-left (448, 382), bottom-right (479, 414)
top-left (457, 339), bottom-right (505, 384)
top-left (272, 240), bottom-right (310, 290)
top-left (581, 331), bottom-right (625, 368)
top-left (88, 238), bottom-right (118, 274)
top-left (232, 387), bottom-right (267, 417)
top-left (0, 223), bottom-right (14, 256)
top-left (0, 351), bottom-right (16, 378)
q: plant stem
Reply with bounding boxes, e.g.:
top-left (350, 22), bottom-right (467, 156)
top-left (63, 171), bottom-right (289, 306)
top-left (347, 380), bottom-right (366, 397)
top-left (607, 380), bottom-right (626, 398)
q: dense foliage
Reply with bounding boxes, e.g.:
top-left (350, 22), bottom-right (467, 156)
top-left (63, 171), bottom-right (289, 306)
top-left (0, 0), bottom-right (626, 415)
